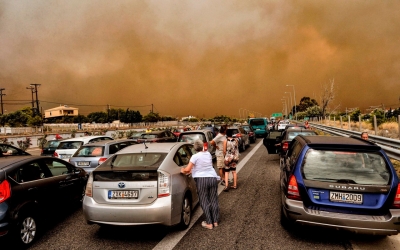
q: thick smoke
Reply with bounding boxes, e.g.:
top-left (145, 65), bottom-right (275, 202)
top-left (0, 0), bottom-right (399, 117)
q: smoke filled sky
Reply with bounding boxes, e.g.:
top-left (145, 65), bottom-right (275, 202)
top-left (1, 0), bottom-right (400, 118)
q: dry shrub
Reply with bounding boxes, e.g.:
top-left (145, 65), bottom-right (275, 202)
top-left (392, 159), bottom-right (400, 178)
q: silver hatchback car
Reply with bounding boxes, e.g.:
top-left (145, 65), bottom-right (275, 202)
top-left (69, 139), bottom-right (136, 173)
top-left (83, 142), bottom-right (199, 229)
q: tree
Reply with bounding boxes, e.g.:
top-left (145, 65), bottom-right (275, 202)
top-left (305, 106), bottom-right (322, 118)
top-left (142, 112), bottom-right (161, 122)
top-left (349, 108), bottom-right (361, 121)
top-left (320, 79), bottom-right (336, 117)
top-left (297, 97), bottom-right (318, 113)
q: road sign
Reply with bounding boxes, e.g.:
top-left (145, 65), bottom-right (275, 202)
top-left (271, 113), bottom-right (283, 117)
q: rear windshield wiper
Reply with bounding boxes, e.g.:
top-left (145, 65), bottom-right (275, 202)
top-left (311, 178), bottom-right (357, 184)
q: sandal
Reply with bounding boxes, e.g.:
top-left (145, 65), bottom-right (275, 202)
top-left (230, 186), bottom-right (237, 189)
top-left (201, 221), bottom-right (213, 230)
top-left (223, 186), bottom-right (229, 192)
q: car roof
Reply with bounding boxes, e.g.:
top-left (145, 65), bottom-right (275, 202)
top-left (298, 135), bottom-right (381, 150)
top-left (116, 142), bottom-right (189, 154)
top-left (82, 139), bottom-right (135, 146)
top-left (144, 130), bottom-right (167, 135)
top-left (179, 130), bottom-right (209, 135)
top-left (0, 155), bottom-right (53, 170)
top-left (286, 129), bottom-right (317, 133)
top-left (59, 136), bottom-right (112, 142)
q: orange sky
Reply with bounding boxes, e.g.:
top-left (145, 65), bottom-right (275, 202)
top-left (1, 0), bottom-right (399, 119)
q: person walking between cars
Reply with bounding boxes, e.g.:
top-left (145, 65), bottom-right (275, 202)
top-left (211, 125), bottom-right (227, 185)
top-left (223, 129), bottom-right (239, 192)
top-left (181, 139), bottom-right (220, 229)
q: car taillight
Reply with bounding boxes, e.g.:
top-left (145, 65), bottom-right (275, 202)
top-left (85, 173), bottom-right (93, 197)
top-left (236, 133), bottom-right (241, 138)
top-left (0, 180), bottom-right (11, 203)
top-left (54, 152), bottom-right (58, 157)
top-left (98, 157), bottom-right (107, 165)
top-left (203, 142), bottom-right (208, 151)
top-left (158, 171), bottom-right (170, 198)
top-left (392, 184), bottom-right (400, 208)
top-left (282, 142), bottom-right (289, 151)
top-left (287, 175), bottom-right (301, 200)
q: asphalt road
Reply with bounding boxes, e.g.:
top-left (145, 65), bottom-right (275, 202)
top-left (3, 139), bottom-right (400, 249)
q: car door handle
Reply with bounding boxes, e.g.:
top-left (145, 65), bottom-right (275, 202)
top-left (28, 187), bottom-right (38, 192)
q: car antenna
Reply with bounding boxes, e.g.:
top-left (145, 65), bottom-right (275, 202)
top-left (143, 141), bottom-right (148, 149)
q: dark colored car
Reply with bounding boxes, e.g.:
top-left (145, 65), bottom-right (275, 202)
top-left (137, 130), bottom-right (177, 144)
top-left (241, 125), bottom-right (256, 143)
top-left (0, 156), bottom-right (87, 247)
top-left (280, 135), bottom-right (400, 235)
top-left (275, 129), bottom-right (318, 157)
top-left (40, 139), bottom-right (62, 157)
top-left (178, 130), bottom-right (216, 160)
top-left (226, 127), bottom-right (250, 152)
top-left (0, 144), bottom-right (31, 157)
top-left (173, 127), bottom-right (190, 137)
top-left (69, 139), bottom-right (137, 173)
top-left (128, 132), bottom-right (145, 143)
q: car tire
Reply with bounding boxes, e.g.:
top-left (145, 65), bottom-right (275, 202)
top-left (14, 212), bottom-right (39, 248)
top-left (178, 195), bottom-right (192, 229)
top-left (280, 204), bottom-right (294, 229)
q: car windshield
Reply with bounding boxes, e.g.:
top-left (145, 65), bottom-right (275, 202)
top-left (179, 133), bottom-right (206, 143)
top-left (58, 141), bottom-right (83, 149)
top-left (302, 149), bottom-right (390, 185)
top-left (250, 119), bottom-right (265, 126)
top-left (74, 146), bottom-right (104, 157)
top-left (287, 131), bottom-right (316, 140)
top-left (105, 153), bottom-right (167, 168)
top-left (141, 134), bottom-right (157, 139)
top-left (44, 140), bottom-right (61, 148)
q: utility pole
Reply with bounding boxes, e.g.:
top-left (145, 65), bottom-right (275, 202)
top-left (0, 88), bottom-right (5, 115)
top-left (151, 104), bottom-right (154, 113)
top-left (30, 83), bottom-right (41, 116)
top-left (26, 86), bottom-right (35, 113)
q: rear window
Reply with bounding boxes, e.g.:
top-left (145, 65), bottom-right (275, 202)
top-left (73, 146), bottom-right (104, 157)
top-left (228, 129), bottom-right (239, 135)
top-left (302, 149), bottom-right (391, 185)
top-left (250, 119), bottom-right (266, 126)
top-left (93, 171), bottom-right (158, 181)
top-left (58, 141), bottom-right (83, 149)
top-left (287, 131), bottom-right (316, 140)
top-left (179, 133), bottom-right (206, 143)
top-left (141, 134), bottom-right (157, 139)
top-left (104, 153), bottom-right (167, 168)
top-left (44, 140), bottom-right (61, 148)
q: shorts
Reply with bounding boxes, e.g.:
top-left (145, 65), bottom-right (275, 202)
top-left (216, 155), bottom-right (224, 169)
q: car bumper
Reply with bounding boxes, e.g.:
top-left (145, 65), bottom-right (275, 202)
top-left (82, 196), bottom-right (173, 226)
top-left (0, 204), bottom-right (9, 237)
top-left (283, 198), bottom-right (400, 235)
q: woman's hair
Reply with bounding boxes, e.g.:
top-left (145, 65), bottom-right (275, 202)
top-left (226, 129), bottom-right (233, 137)
top-left (193, 139), bottom-right (204, 152)
top-left (219, 125), bottom-right (227, 134)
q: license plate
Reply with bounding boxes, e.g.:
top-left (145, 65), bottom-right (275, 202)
top-left (256, 128), bottom-right (260, 130)
top-left (330, 191), bottom-right (363, 204)
top-left (78, 161), bottom-right (90, 166)
top-left (108, 190), bottom-right (139, 199)
top-left (61, 154), bottom-right (72, 159)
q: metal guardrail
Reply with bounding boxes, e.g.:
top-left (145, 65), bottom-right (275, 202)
top-left (310, 122), bottom-right (400, 161)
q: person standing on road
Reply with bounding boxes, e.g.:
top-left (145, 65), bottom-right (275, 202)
top-left (211, 125), bottom-right (227, 185)
top-left (180, 139), bottom-right (220, 230)
top-left (223, 129), bottom-right (239, 192)
top-left (361, 132), bottom-right (369, 140)
top-left (145, 126), bottom-right (152, 133)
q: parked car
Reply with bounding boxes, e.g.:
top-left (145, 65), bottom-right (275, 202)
top-left (40, 139), bottom-right (63, 157)
top-left (69, 139), bottom-right (137, 173)
top-left (173, 127), bottom-right (190, 137)
top-left (248, 118), bottom-right (269, 137)
top-left (83, 142), bottom-right (199, 229)
top-left (136, 130), bottom-right (177, 144)
top-left (280, 135), bottom-right (400, 235)
top-left (202, 125), bottom-right (219, 137)
top-left (0, 156), bottom-right (87, 247)
top-left (226, 127), bottom-right (250, 152)
top-left (54, 136), bottom-right (113, 161)
top-left (127, 132), bottom-right (145, 143)
top-left (275, 129), bottom-right (318, 157)
top-left (0, 144), bottom-right (31, 157)
top-left (178, 130), bottom-right (216, 160)
top-left (283, 123), bottom-right (307, 131)
top-left (241, 125), bottom-right (256, 143)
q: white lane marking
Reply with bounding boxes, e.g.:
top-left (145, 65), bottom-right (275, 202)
top-left (152, 140), bottom-right (264, 250)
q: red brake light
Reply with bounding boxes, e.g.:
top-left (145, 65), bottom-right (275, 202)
top-left (287, 175), bottom-right (301, 200)
top-left (0, 180), bottom-right (11, 203)
top-left (203, 142), bottom-right (208, 151)
top-left (392, 184), bottom-right (400, 208)
top-left (282, 142), bottom-right (289, 151)
top-left (53, 152), bottom-right (58, 157)
top-left (236, 133), bottom-right (241, 138)
top-left (98, 157), bottom-right (107, 165)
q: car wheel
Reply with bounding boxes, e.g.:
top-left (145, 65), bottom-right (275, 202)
top-left (178, 195), bottom-right (192, 229)
top-left (15, 213), bottom-right (38, 248)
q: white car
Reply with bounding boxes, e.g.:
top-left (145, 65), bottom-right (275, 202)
top-left (277, 121), bottom-right (289, 131)
top-left (54, 136), bottom-right (113, 161)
